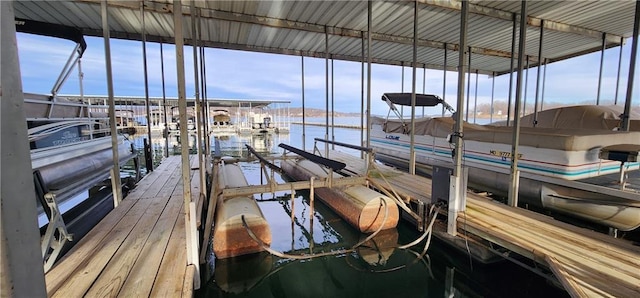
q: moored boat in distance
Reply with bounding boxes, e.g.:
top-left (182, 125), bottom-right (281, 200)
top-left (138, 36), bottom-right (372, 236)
top-left (371, 93), bottom-right (640, 231)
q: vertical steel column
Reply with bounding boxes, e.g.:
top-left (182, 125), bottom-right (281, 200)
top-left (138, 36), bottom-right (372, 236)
top-left (450, 0), bottom-right (469, 236)
top-left (533, 21), bottom-right (544, 127)
top-left (1, 1), bottom-right (47, 295)
top-left (366, 0), bottom-right (372, 149)
top-left (302, 56), bottom-right (306, 150)
top-left (541, 58), bottom-right (548, 110)
top-left (507, 13), bottom-right (517, 127)
top-left (465, 48), bottom-right (471, 122)
top-left (199, 17), bottom-right (210, 161)
top-left (615, 37), bottom-right (624, 105)
top-left (442, 43), bottom-right (447, 116)
top-left (473, 70), bottom-right (478, 123)
top-left (331, 58), bottom-right (335, 148)
top-left (508, 0), bottom-right (528, 207)
top-left (422, 66), bottom-right (426, 117)
top-left (401, 62), bottom-right (404, 116)
top-left (191, 2), bottom-right (205, 201)
top-left (622, 0), bottom-right (639, 131)
top-left (361, 32), bottom-right (365, 157)
top-left (523, 56), bottom-right (529, 116)
top-left (409, 0), bottom-right (418, 175)
top-left (325, 28), bottom-right (329, 155)
top-left (102, 0), bottom-right (122, 206)
top-left (160, 42), bottom-right (169, 157)
top-left (300, 56), bottom-right (307, 150)
top-left (173, 0), bottom-right (198, 287)
top-left (596, 33), bottom-right (606, 105)
top-left (490, 72), bottom-right (495, 123)
top-left (141, 1), bottom-right (153, 168)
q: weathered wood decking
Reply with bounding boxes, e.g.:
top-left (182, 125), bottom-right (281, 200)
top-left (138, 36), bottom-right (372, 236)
top-left (327, 150), bottom-right (640, 297)
top-left (44, 155), bottom-right (199, 297)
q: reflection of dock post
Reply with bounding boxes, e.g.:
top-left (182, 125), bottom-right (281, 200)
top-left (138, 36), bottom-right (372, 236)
top-left (309, 176), bottom-right (315, 253)
top-left (445, 267), bottom-right (455, 298)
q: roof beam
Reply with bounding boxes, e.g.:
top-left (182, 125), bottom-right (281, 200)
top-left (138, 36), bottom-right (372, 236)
top-left (416, 0), bottom-right (624, 44)
top-left (76, 0), bottom-right (524, 65)
top-left (79, 26), bottom-right (492, 75)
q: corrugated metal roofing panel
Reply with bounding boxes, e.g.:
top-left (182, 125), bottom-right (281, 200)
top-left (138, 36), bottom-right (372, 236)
top-left (12, 0), bottom-right (638, 75)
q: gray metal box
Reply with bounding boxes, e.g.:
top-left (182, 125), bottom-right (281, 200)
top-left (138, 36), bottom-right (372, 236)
top-left (431, 164), bottom-right (468, 205)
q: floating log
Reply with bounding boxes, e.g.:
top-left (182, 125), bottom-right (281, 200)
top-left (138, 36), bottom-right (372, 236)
top-left (213, 163), bottom-right (271, 259)
top-left (281, 159), bottom-right (399, 233)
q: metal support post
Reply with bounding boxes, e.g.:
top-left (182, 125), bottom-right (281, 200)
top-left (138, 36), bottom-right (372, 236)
top-left (361, 32), bottom-right (365, 158)
top-left (507, 13), bottom-right (517, 127)
top-left (191, 4), bottom-right (205, 200)
top-left (541, 58), bottom-right (548, 110)
top-left (621, 0), bottom-right (639, 131)
top-left (331, 58), bottom-right (335, 148)
top-left (442, 43), bottom-right (447, 116)
top-left (102, 0), bottom-right (123, 206)
top-left (450, 0), bottom-right (469, 236)
top-left (533, 21), bottom-right (544, 127)
top-left (141, 2), bottom-right (153, 168)
top-left (302, 56), bottom-right (306, 151)
top-left (325, 28), bottom-right (329, 156)
top-left (473, 70), bottom-right (478, 123)
top-left (523, 56), bottom-right (529, 116)
top-left (615, 37), bottom-right (624, 105)
top-left (490, 72), bottom-right (495, 123)
top-left (466, 48), bottom-right (471, 122)
top-left (1, 1), bottom-right (48, 294)
top-left (508, 0), bottom-right (528, 207)
top-left (366, 0), bottom-right (372, 149)
top-left (596, 33), bottom-right (606, 105)
top-left (160, 42), bottom-right (169, 157)
top-left (422, 66), bottom-right (426, 117)
top-left (409, 0), bottom-right (418, 175)
top-left (173, 0), bottom-right (199, 289)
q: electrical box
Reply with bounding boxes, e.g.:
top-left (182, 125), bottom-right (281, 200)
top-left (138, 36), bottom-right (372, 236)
top-left (431, 164), bottom-right (468, 205)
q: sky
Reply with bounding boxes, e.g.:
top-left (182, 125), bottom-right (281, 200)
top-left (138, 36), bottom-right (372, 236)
top-left (16, 32), bottom-right (639, 117)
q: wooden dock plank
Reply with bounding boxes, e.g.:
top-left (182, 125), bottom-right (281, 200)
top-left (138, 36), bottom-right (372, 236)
top-left (50, 197), bottom-right (155, 297)
top-left (118, 193), bottom-right (183, 296)
top-left (46, 155), bottom-right (200, 297)
top-left (126, 156), bottom-right (179, 200)
top-left (139, 156), bottom-right (181, 199)
top-left (44, 198), bottom-right (137, 295)
top-left (150, 195), bottom-right (188, 297)
top-left (83, 195), bottom-right (173, 297)
top-left (324, 149), bottom-right (640, 297)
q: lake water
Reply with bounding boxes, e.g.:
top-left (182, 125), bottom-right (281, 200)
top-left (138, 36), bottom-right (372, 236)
top-left (130, 119), bottom-right (567, 298)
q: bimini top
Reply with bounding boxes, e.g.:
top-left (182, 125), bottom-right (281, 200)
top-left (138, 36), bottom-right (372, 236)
top-left (382, 93), bottom-right (443, 107)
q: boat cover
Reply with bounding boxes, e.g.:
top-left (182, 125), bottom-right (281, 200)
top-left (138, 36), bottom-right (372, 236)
top-left (496, 105), bottom-right (640, 131)
top-left (373, 116), bottom-right (640, 152)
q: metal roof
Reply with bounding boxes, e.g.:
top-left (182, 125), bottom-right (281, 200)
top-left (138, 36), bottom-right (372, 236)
top-left (13, 0), bottom-right (638, 75)
top-left (62, 94), bottom-right (290, 108)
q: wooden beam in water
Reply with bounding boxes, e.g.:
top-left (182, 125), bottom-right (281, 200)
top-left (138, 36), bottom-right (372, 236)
top-left (222, 176), bottom-right (366, 198)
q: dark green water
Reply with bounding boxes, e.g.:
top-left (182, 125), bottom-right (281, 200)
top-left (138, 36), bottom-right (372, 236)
top-left (176, 125), bottom-right (570, 298)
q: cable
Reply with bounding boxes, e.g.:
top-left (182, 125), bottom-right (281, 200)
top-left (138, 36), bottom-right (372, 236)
top-left (240, 197), bottom-right (389, 260)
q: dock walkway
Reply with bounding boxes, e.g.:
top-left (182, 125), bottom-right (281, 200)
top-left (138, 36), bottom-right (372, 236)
top-left (44, 155), bottom-right (197, 297)
top-left (327, 150), bottom-right (640, 297)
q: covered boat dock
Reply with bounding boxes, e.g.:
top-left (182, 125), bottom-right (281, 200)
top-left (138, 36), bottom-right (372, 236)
top-left (2, 0), bottom-right (639, 297)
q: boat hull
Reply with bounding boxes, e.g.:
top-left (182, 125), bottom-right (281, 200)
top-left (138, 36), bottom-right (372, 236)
top-left (371, 120), bottom-right (640, 231)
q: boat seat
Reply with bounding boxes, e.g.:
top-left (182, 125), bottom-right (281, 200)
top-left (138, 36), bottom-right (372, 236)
top-left (599, 144), bottom-right (640, 163)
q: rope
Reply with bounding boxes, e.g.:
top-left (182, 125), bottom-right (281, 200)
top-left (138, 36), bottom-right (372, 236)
top-left (241, 197), bottom-right (389, 260)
